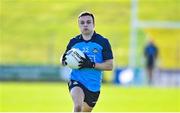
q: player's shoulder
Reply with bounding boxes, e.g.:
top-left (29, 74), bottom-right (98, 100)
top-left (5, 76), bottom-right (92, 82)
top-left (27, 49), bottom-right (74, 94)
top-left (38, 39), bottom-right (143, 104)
top-left (70, 34), bottom-right (81, 41)
top-left (95, 33), bottom-right (108, 41)
top-left (66, 35), bottom-right (82, 50)
top-left (68, 34), bottom-right (81, 44)
top-left (94, 33), bottom-right (111, 46)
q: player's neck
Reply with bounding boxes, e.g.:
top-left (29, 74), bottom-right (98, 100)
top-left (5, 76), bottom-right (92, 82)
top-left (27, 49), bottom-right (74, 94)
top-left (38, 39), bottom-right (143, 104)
top-left (82, 31), bottom-right (94, 41)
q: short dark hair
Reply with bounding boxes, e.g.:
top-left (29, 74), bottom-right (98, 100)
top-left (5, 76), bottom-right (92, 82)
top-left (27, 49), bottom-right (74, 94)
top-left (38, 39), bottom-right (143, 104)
top-left (78, 11), bottom-right (95, 24)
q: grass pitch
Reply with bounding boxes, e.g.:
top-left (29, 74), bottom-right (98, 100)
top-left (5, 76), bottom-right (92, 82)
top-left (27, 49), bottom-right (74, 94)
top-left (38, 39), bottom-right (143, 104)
top-left (0, 82), bottom-right (179, 112)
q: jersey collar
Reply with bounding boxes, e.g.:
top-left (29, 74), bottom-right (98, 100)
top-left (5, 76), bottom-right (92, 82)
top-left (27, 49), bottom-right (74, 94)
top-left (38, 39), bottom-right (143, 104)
top-left (79, 31), bottom-right (96, 42)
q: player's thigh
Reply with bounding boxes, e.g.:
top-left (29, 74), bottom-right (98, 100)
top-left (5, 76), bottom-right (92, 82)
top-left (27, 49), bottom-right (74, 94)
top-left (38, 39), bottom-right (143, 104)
top-left (70, 86), bottom-right (85, 105)
top-left (82, 102), bottom-right (93, 112)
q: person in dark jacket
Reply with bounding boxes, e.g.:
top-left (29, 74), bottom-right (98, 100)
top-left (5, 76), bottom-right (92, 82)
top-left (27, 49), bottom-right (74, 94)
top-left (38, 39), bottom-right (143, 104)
top-left (144, 39), bottom-right (158, 85)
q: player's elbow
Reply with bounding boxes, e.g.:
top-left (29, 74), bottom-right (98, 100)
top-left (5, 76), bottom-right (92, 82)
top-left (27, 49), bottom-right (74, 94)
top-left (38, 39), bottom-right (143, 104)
top-left (109, 65), bottom-right (113, 71)
top-left (106, 63), bottom-right (113, 71)
top-left (106, 67), bottom-right (113, 71)
top-left (105, 59), bottom-right (113, 71)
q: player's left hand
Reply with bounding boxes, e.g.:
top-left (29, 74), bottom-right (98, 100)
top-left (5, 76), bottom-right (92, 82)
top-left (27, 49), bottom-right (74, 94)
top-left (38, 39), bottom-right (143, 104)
top-left (78, 54), bottom-right (95, 69)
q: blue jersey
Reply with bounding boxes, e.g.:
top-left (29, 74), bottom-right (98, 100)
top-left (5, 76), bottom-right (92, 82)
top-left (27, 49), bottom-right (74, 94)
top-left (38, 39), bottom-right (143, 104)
top-left (65, 32), bottom-right (113, 92)
top-left (144, 43), bottom-right (158, 61)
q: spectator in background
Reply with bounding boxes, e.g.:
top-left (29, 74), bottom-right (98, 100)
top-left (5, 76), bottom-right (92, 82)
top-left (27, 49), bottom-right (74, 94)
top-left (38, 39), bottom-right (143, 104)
top-left (144, 39), bottom-right (158, 85)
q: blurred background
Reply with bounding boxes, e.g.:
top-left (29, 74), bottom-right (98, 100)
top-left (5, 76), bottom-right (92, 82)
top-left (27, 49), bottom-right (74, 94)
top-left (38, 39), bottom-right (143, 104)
top-left (0, 0), bottom-right (180, 112)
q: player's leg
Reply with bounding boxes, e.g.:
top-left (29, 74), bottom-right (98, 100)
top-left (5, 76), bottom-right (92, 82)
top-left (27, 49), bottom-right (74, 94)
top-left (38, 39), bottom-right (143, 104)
top-left (82, 89), bottom-right (100, 112)
top-left (147, 68), bottom-right (151, 83)
top-left (82, 102), bottom-right (93, 112)
top-left (147, 60), bottom-right (154, 85)
top-left (70, 86), bottom-right (85, 112)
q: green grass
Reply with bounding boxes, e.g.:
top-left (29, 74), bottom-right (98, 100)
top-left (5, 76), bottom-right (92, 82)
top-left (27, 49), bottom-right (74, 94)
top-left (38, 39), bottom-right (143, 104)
top-left (0, 82), bottom-right (179, 112)
top-left (0, 0), bottom-right (180, 68)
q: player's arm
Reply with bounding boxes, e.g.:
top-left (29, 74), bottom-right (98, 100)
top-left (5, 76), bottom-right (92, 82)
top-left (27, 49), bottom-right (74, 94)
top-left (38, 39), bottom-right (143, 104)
top-left (96, 39), bottom-right (113, 71)
top-left (94, 59), bottom-right (113, 71)
top-left (61, 39), bottom-right (74, 66)
top-left (61, 52), bottom-right (68, 66)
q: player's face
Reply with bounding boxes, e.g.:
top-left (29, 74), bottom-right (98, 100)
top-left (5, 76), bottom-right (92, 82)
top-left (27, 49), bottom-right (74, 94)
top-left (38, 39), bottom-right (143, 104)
top-left (78, 15), bottom-right (94, 35)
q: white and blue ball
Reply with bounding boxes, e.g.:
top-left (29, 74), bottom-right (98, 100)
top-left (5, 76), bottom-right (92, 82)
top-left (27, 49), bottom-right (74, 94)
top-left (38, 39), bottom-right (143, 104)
top-left (65, 48), bottom-right (85, 69)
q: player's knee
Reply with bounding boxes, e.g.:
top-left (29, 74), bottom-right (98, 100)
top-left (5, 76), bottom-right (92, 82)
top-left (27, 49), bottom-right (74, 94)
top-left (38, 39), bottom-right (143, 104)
top-left (74, 104), bottom-right (82, 112)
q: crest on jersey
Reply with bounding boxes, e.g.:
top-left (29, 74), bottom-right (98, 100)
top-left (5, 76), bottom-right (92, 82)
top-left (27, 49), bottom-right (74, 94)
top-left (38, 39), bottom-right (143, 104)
top-left (93, 48), bottom-right (98, 53)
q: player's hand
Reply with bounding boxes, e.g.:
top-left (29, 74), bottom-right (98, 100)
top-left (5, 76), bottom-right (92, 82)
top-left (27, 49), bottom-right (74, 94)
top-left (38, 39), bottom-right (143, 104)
top-left (62, 53), bottom-right (67, 66)
top-left (78, 54), bottom-right (95, 69)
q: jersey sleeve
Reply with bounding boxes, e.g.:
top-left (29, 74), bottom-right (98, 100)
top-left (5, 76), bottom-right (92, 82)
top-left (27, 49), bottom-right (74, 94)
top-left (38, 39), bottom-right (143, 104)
top-left (65, 40), bottom-right (72, 52)
top-left (65, 38), bottom-right (77, 53)
top-left (102, 39), bottom-right (113, 60)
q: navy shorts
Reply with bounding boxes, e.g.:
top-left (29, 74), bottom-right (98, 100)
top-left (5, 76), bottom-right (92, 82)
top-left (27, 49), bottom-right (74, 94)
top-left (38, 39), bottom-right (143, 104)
top-left (146, 59), bottom-right (155, 69)
top-left (68, 80), bottom-right (100, 107)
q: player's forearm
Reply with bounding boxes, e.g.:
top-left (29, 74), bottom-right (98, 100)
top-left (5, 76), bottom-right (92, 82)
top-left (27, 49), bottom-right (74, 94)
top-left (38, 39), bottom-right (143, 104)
top-left (94, 59), bottom-right (113, 71)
